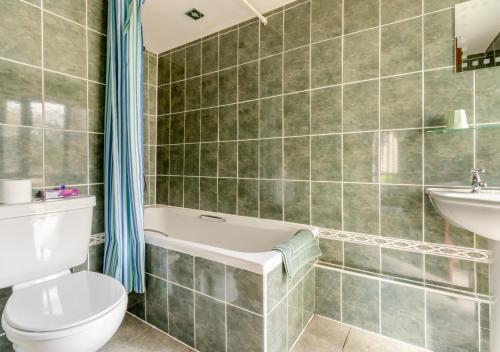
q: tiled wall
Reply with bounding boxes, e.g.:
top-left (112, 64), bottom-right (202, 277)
top-left (129, 244), bottom-right (314, 352)
top-left (266, 259), bottom-right (315, 352)
top-left (144, 50), bottom-right (158, 205)
top-left (151, 0), bottom-right (500, 351)
top-left (153, 0), bottom-right (500, 253)
top-left (0, 0), bottom-right (107, 234)
top-left (0, 0), bottom-right (107, 348)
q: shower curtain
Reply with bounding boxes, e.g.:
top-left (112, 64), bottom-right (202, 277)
top-left (103, 0), bottom-right (145, 293)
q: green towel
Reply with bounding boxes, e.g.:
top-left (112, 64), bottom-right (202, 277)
top-left (273, 229), bottom-right (322, 279)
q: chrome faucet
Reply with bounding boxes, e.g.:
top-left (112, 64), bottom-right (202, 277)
top-left (469, 168), bottom-right (487, 193)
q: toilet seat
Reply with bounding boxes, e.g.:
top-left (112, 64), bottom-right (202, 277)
top-left (3, 271), bottom-right (126, 333)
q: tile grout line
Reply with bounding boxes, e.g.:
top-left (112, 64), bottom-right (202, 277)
top-left (308, 0), bottom-right (313, 227)
top-left (182, 47), bottom-right (187, 208)
top-left (281, 8), bottom-right (286, 224)
top-left (257, 16), bottom-right (262, 219)
top-left (282, 6), bottom-right (288, 349)
top-left (317, 312), bottom-right (431, 352)
top-left (124, 312), bottom-right (195, 352)
top-left (158, 62), bottom-right (455, 90)
top-left (85, 0), bottom-right (90, 206)
top-left (40, 0), bottom-right (46, 190)
top-left (153, 174), bottom-right (499, 190)
top-left (236, 26), bottom-right (240, 216)
top-left (224, 264), bottom-right (228, 352)
top-left (165, 249), bottom-right (169, 332)
top-left (167, 48), bottom-right (172, 205)
top-left (420, 0), bottom-right (428, 348)
top-left (216, 34), bottom-right (220, 212)
top-left (144, 52), bottom-right (151, 324)
top-left (199, 41), bottom-right (203, 210)
top-left (154, 53), bottom-right (159, 205)
top-left (377, 0), bottom-right (382, 336)
top-left (340, 0), bottom-right (345, 324)
top-left (192, 255), bottom-right (197, 349)
top-left (473, 68), bottom-right (481, 352)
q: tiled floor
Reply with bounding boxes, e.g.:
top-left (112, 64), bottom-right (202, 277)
top-left (101, 314), bottom-right (426, 352)
top-left (291, 316), bottom-right (426, 352)
top-left (98, 314), bottom-right (190, 352)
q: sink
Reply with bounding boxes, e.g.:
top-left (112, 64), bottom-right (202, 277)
top-left (426, 188), bottom-right (500, 241)
top-left (428, 187), bottom-right (500, 352)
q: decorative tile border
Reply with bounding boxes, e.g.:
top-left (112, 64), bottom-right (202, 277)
top-left (319, 228), bottom-right (491, 263)
top-left (90, 233), bottom-right (105, 246)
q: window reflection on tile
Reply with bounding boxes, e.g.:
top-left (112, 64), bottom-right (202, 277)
top-left (381, 248), bottom-right (423, 282)
top-left (380, 130), bottom-right (422, 185)
top-left (0, 125), bottom-right (43, 186)
top-left (425, 254), bottom-right (475, 292)
top-left (426, 292), bottom-right (478, 352)
top-left (44, 129), bottom-right (87, 185)
top-left (424, 196), bottom-right (474, 248)
top-left (44, 72), bottom-right (87, 131)
top-left (0, 60), bottom-right (43, 127)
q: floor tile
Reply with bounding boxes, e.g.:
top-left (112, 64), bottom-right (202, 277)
top-left (343, 328), bottom-right (426, 352)
top-left (292, 316), bottom-right (349, 352)
top-left (99, 314), bottom-right (190, 352)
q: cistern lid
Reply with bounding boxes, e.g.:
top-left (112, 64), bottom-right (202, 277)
top-left (0, 196), bottom-right (96, 220)
top-left (3, 271), bottom-right (126, 333)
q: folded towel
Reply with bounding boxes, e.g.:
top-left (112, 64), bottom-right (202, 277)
top-left (273, 229), bottom-right (322, 279)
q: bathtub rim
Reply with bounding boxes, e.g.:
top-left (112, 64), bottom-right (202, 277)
top-left (144, 205), bottom-right (319, 275)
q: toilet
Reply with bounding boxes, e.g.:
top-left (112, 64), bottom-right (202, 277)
top-left (0, 196), bottom-right (127, 352)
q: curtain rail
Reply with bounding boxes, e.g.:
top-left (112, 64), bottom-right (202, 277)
top-left (240, 0), bottom-right (267, 25)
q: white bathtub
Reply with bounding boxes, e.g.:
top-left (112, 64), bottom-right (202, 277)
top-left (144, 206), bottom-right (319, 274)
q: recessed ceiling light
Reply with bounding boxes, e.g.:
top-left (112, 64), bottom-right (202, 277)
top-left (185, 8), bottom-right (204, 20)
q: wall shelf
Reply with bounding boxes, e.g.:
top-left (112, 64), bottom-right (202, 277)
top-left (426, 124), bottom-right (500, 134)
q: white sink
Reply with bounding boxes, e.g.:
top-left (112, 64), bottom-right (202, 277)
top-left (426, 188), bottom-right (500, 242)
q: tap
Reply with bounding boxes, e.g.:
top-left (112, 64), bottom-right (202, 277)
top-left (469, 168), bottom-right (486, 193)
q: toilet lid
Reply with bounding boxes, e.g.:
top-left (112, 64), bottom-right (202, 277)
top-left (4, 271), bottom-right (126, 333)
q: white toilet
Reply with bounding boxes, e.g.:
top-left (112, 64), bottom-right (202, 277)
top-left (0, 196), bottom-right (127, 352)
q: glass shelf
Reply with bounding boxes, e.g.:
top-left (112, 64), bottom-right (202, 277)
top-left (426, 124), bottom-right (500, 134)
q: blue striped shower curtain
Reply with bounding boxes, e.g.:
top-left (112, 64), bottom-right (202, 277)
top-left (103, 0), bottom-right (145, 293)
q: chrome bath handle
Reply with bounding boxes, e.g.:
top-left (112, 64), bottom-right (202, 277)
top-left (198, 214), bottom-right (226, 222)
top-left (144, 228), bottom-right (169, 237)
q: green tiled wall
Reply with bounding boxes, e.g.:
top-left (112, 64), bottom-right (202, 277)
top-left (315, 265), bottom-right (488, 352)
top-left (130, 243), bottom-right (315, 352)
top-left (153, 0), bottom-right (500, 252)
top-left (0, 1), bottom-right (107, 346)
top-left (0, 0), bottom-right (108, 234)
top-left (150, 0), bottom-right (498, 351)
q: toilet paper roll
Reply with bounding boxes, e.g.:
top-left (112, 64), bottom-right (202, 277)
top-left (0, 179), bottom-right (32, 204)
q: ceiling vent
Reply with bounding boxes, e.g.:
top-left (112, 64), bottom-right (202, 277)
top-left (185, 8), bottom-right (204, 20)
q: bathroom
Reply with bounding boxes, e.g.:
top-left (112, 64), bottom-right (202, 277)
top-left (0, 0), bottom-right (499, 351)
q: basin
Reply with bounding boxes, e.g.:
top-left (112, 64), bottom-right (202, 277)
top-left (426, 188), bottom-right (500, 241)
top-left (427, 187), bottom-right (499, 352)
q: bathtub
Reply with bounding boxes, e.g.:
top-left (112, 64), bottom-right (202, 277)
top-left (139, 205), bottom-right (319, 352)
top-left (144, 205), bottom-right (319, 274)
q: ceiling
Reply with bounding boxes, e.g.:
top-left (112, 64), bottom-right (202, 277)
top-left (142, 0), bottom-right (297, 54)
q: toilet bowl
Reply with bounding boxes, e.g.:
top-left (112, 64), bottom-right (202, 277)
top-left (0, 196), bottom-right (128, 351)
top-left (1, 271), bottom-right (127, 352)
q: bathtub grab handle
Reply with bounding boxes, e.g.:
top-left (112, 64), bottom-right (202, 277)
top-left (198, 214), bottom-right (227, 222)
top-left (144, 229), bottom-right (169, 237)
